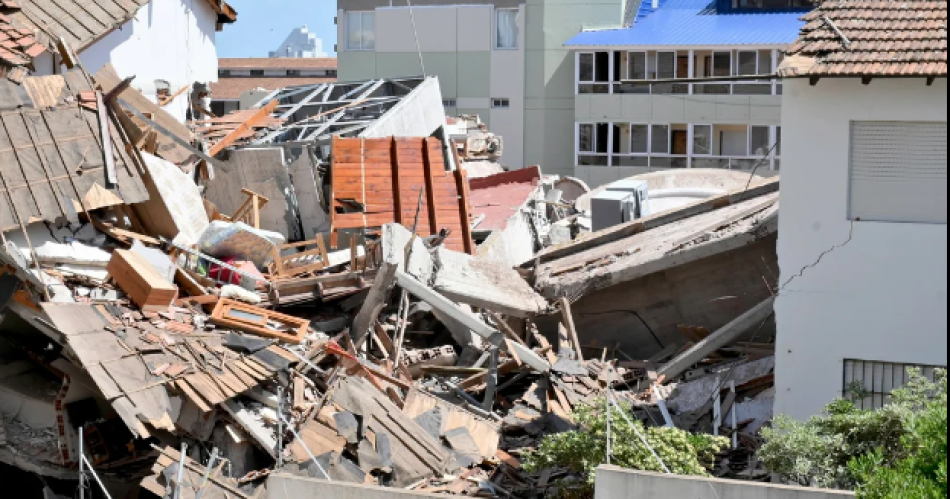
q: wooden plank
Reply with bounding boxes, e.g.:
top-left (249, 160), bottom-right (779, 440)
top-left (211, 299), bottom-right (309, 344)
top-left (95, 90), bottom-right (118, 186)
top-left (453, 165), bottom-right (476, 255)
top-left (351, 261), bottom-right (398, 350)
top-left (559, 298), bottom-right (585, 362)
top-left (422, 137), bottom-right (440, 235)
top-left (175, 380), bottom-right (213, 413)
top-left (209, 100), bottom-right (279, 156)
top-left (390, 138), bottom-right (403, 225)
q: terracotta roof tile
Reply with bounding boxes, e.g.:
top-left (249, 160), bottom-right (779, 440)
top-left (210, 76), bottom-right (337, 100)
top-left (782, 0), bottom-right (947, 77)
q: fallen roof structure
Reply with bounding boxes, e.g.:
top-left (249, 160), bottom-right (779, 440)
top-left (535, 179), bottom-right (780, 358)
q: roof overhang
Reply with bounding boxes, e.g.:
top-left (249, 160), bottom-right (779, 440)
top-left (567, 44), bottom-right (791, 51)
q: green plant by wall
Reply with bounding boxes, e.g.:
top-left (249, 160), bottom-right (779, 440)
top-left (849, 375), bottom-right (948, 499)
top-left (760, 369), bottom-right (947, 492)
top-left (523, 397), bottom-right (729, 498)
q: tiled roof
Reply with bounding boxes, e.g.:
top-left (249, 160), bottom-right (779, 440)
top-left (9, 0), bottom-right (235, 53)
top-left (211, 77), bottom-right (336, 100)
top-left (0, 10), bottom-right (47, 82)
top-left (220, 58), bottom-right (338, 70)
top-left (565, 0), bottom-right (807, 47)
top-left (782, 0), bottom-right (948, 77)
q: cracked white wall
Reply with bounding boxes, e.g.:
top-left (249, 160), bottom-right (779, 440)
top-left (774, 78), bottom-right (948, 420)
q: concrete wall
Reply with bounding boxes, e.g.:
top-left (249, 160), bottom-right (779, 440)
top-left (268, 474), bottom-right (444, 499)
top-left (774, 78), bottom-right (949, 420)
top-left (360, 77), bottom-right (447, 139)
top-left (338, 3), bottom-right (527, 169)
top-left (79, 0), bottom-right (220, 123)
top-left (595, 466), bottom-right (855, 499)
top-left (524, 0), bottom-right (625, 178)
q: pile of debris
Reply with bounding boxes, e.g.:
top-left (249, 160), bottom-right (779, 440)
top-left (0, 37), bottom-right (783, 499)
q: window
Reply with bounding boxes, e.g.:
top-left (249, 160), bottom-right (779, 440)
top-left (692, 125), bottom-right (712, 155)
top-left (442, 99), bottom-right (457, 108)
top-left (327, 70), bottom-right (338, 78)
top-left (286, 69), bottom-right (301, 77)
top-left (656, 52), bottom-right (676, 79)
top-left (712, 52), bottom-right (732, 77)
top-left (630, 125), bottom-right (649, 153)
top-left (250, 70), bottom-right (265, 77)
top-left (495, 8), bottom-right (519, 49)
top-left (578, 123), bottom-right (610, 166)
top-left (651, 125), bottom-right (670, 154)
top-left (844, 359), bottom-right (944, 410)
top-left (346, 11), bottom-right (376, 51)
top-left (749, 126), bottom-right (771, 156)
top-left (578, 52), bottom-right (611, 94)
top-left (491, 98), bottom-right (510, 109)
top-left (218, 69), bottom-right (231, 78)
top-left (628, 52), bottom-right (647, 80)
top-left (738, 51), bottom-right (758, 76)
top-left (849, 121), bottom-right (948, 224)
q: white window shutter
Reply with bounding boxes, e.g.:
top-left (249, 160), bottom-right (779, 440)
top-left (849, 121), bottom-right (948, 224)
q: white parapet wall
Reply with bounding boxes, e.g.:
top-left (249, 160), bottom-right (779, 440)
top-left (595, 466), bottom-right (855, 499)
top-left (267, 474), bottom-right (444, 499)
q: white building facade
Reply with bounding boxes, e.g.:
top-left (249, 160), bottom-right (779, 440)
top-left (565, 0), bottom-right (814, 188)
top-left (25, 0), bottom-right (236, 124)
top-left (773, 1), bottom-right (948, 419)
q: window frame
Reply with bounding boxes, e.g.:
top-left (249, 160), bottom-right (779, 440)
top-left (250, 69), bottom-right (265, 77)
top-left (491, 98), bottom-right (511, 109)
top-left (627, 51), bottom-right (648, 80)
top-left (748, 125), bottom-right (772, 157)
top-left (346, 11), bottom-right (376, 51)
top-left (656, 51), bottom-right (678, 80)
top-left (494, 7), bottom-right (520, 50)
top-left (692, 124), bottom-right (714, 156)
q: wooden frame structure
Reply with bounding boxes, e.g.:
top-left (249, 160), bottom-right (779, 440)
top-left (215, 189), bottom-right (269, 229)
top-left (211, 299), bottom-right (310, 344)
top-left (270, 235), bottom-right (330, 278)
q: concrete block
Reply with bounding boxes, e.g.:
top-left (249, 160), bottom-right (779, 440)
top-left (268, 474), bottom-right (444, 499)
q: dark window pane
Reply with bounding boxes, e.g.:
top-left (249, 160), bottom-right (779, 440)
top-left (631, 125), bottom-right (649, 153)
top-left (629, 52), bottom-right (647, 80)
top-left (579, 54), bottom-right (594, 81)
top-left (733, 84), bottom-right (773, 95)
top-left (713, 52), bottom-right (732, 77)
top-left (578, 155), bottom-right (609, 166)
top-left (759, 50), bottom-right (773, 74)
top-left (657, 52), bottom-right (675, 79)
top-left (750, 126), bottom-right (771, 156)
top-left (693, 125), bottom-right (712, 155)
top-left (595, 52), bottom-right (610, 82)
top-left (578, 124), bottom-right (593, 152)
top-left (613, 83), bottom-right (651, 94)
top-left (651, 125), bottom-right (669, 154)
top-left (738, 51), bottom-right (757, 75)
top-left (595, 123), bottom-right (610, 153)
top-left (695, 84), bottom-right (731, 95)
top-left (579, 84), bottom-right (610, 94)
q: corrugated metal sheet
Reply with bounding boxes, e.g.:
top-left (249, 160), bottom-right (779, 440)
top-left (567, 0), bottom-right (807, 47)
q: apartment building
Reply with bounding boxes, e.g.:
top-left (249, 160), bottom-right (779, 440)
top-left (566, 0), bottom-right (813, 187)
top-left (211, 58), bottom-right (338, 116)
top-left (336, 0), bottom-right (626, 174)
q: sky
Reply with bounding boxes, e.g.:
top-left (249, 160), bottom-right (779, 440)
top-left (216, 0), bottom-right (338, 58)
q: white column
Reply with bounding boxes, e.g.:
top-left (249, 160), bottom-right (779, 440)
top-left (574, 52), bottom-right (580, 96)
top-left (771, 48), bottom-right (779, 95)
top-left (688, 49), bottom-right (695, 95)
top-left (607, 122), bottom-right (614, 167)
top-left (609, 50), bottom-right (615, 94)
top-left (687, 124), bottom-right (694, 168)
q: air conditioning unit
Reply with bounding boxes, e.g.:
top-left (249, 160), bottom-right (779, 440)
top-left (606, 179), bottom-right (651, 219)
top-left (591, 191), bottom-right (634, 232)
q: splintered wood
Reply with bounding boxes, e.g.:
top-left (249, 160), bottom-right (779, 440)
top-left (329, 136), bottom-right (475, 254)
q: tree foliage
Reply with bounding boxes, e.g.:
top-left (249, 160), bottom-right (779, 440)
top-left (760, 369), bottom-right (947, 493)
top-left (523, 398), bottom-right (729, 498)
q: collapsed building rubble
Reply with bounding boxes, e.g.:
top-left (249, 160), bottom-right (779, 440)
top-left (0, 32), bottom-right (784, 499)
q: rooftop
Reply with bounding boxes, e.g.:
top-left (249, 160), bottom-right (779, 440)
top-left (211, 76), bottom-right (336, 100)
top-left (219, 57), bottom-right (338, 70)
top-left (780, 0), bottom-right (948, 78)
top-left (565, 0), bottom-right (808, 47)
top-left (470, 167), bottom-right (543, 233)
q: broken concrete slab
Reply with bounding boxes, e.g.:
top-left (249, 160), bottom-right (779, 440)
top-left (433, 247), bottom-right (548, 318)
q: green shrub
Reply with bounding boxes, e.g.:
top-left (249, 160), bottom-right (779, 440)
top-left (849, 380), bottom-right (948, 499)
top-left (760, 369), bottom-right (947, 491)
top-left (523, 398), bottom-right (729, 498)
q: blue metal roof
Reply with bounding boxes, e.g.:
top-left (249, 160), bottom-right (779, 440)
top-left (567, 0), bottom-right (808, 47)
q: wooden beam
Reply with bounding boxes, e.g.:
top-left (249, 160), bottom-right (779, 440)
top-left (352, 262), bottom-right (398, 349)
top-left (422, 137), bottom-right (440, 235)
top-left (559, 298), bottom-right (584, 362)
top-left (657, 297), bottom-right (775, 382)
top-left (95, 91), bottom-right (118, 186)
top-left (391, 138), bottom-right (404, 225)
top-left (208, 100), bottom-right (279, 157)
top-left (453, 166), bottom-right (476, 255)
top-left (159, 85), bottom-right (190, 107)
